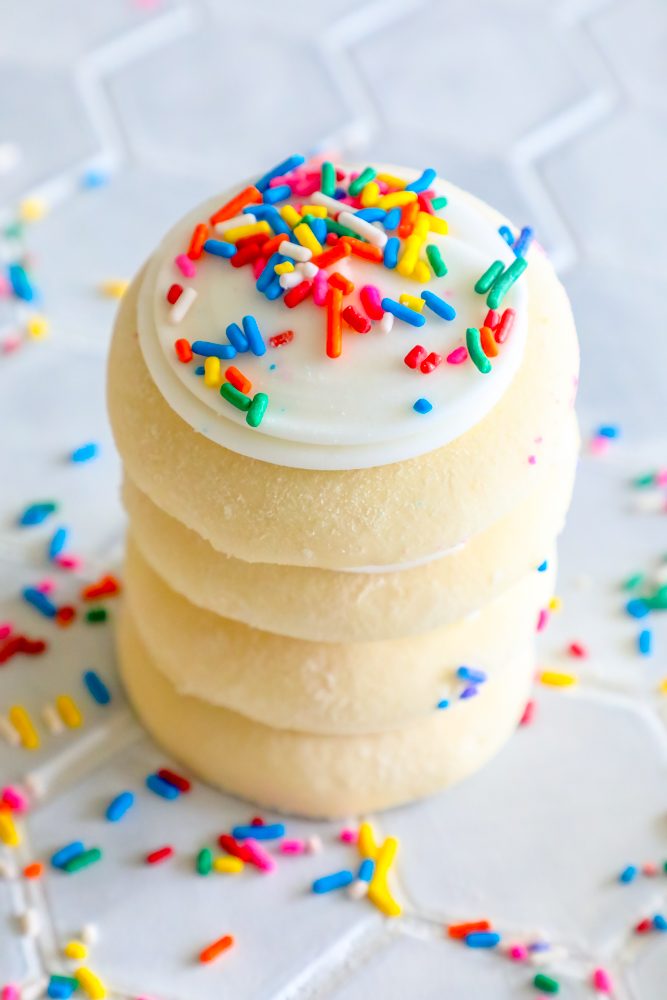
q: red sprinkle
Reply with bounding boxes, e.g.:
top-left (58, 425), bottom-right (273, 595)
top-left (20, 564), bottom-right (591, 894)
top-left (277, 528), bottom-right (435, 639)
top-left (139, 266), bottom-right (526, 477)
top-left (519, 699), bottom-right (535, 726)
top-left (417, 192), bottom-right (435, 215)
top-left (82, 575), bottom-right (121, 601)
top-left (55, 606), bottom-right (76, 628)
top-left (636, 918), bottom-right (653, 934)
top-left (398, 200), bottom-right (419, 238)
top-left (225, 366), bottom-right (252, 395)
top-left (157, 768), bottom-right (191, 793)
top-left (250, 816), bottom-right (265, 826)
top-left (269, 330), bottom-right (294, 348)
top-left (230, 243), bottom-right (266, 269)
top-left (342, 305), bottom-right (371, 334)
top-left (420, 351), bottom-right (442, 374)
top-left (174, 339), bottom-right (193, 363)
top-left (0, 634), bottom-right (47, 665)
top-left (447, 920), bottom-right (491, 939)
top-left (166, 283), bottom-right (183, 305)
top-left (495, 308), bottom-right (516, 344)
top-left (568, 642), bottom-right (588, 658)
top-left (236, 233), bottom-right (269, 252)
top-left (484, 309), bottom-right (500, 330)
top-left (404, 345), bottom-right (426, 369)
top-left (284, 280), bottom-right (313, 309)
top-left (146, 846), bottom-right (174, 865)
top-left (218, 834), bottom-right (254, 863)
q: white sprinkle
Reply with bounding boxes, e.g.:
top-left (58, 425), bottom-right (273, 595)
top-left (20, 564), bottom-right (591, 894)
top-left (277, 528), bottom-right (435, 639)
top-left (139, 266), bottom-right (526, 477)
top-left (0, 715), bottom-right (19, 746)
top-left (310, 191), bottom-right (345, 216)
top-left (633, 490), bottom-right (665, 513)
top-left (21, 978), bottom-right (49, 1000)
top-left (0, 859), bottom-right (14, 879)
top-left (654, 563), bottom-right (667, 585)
top-left (19, 907), bottom-right (40, 937)
top-left (214, 213), bottom-right (256, 234)
top-left (278, 240), bottom-right (312, 262)
top-left (279, 271), bottom-right (304, 290)
top-left (528, 945), bottom-right (569, 967)
top-left (379, 312), bottom-right (394, 334)
top-left (296, 261), bottom-right (318, 279)
top-left (24, 772), bottom-right (45, 800)
top-left (337, 211), bottom-right (388, 248)
top-left (347, 879), bottom-right (369, 900)
top-left (169, 286), bottom-right (197, 324)
top-left (81, 922), bottom-right (99, 946)
top-left (42, 702), bottom-right (64, 735)
top-left (306, 835), bottom-right (322, 855)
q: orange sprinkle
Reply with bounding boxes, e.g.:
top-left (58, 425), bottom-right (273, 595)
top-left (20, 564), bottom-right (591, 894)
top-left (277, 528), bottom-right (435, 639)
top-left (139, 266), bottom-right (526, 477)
top-left (328, 272), bottom-right (354, 295)
top-left (326, 286), bottom-right (343, 359)
top-left (187, 223), bottom-right (209, 261)
top-left (398, 200), bottom-right (420, 239)
top-left (447, 920), bottom-right (491, 939)
top-left (210, 186), bottom-right (262, 225)
top-left (174, 339), bottom-right (193, 363)
top-left (340, 237), bottom-right (383, 263)
top-left (311, 242), bottom-right (351, 269)
top-left (225, 366), bottom-right (252, 395)
top-left (480, 325), bottom-right (499, 357)
top-left (23, 862), bottom-right (43, 880)
top-left (199, 934), bottom-right (234, 964)
top-left (261, 234), bottom-right (290, 257)
top-left (81, 575), bottom-right (121, 601)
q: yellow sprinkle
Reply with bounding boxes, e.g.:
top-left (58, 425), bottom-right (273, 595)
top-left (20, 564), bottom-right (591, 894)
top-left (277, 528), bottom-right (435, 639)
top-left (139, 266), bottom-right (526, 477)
top-left (659, 678), bottom-right (667, 695)
top-left (9, 705), bottom-right (40, 750)
top-left (56, 695), bottom-right (83, 729)
top-left (204, 356), bottom-right (221, 388)
top-left (64, 940), bottom-right (88, 960)
top-left (368, 883), bottom-right (402, 917)
top-left (99, 279), bottom-right (129, 299)
top-left (213, 856), bottom-right (245, 874)
top-left (75, 967), bottom-right (106, 999)
top-left (300, 205), bottom-right (327, 218)
top-left (0, 805), bottom-right (20, 847)
top-left (26, 314), bottom-right (49, 339)
top-left (274, 261), bottom-right (294, 275)
top-left (397, 234), bottom-right (424, 277)
top-left (411, 260), bottom-right (431, 284)
top-left (223, 221), bottom-right (270, 243)
top-left (539, 670), bottom-right (577, 688)
top-left (376, 172), bottom-right (406, 190)
top-left (399, 293), bottom-right (424, 312)
top-left (428, 216), bottom-right (448, 235)
top-left (293, 222), bottom-right (323, 256)
top-left (358, 821), bottom-right (378, 860)
top-left (549, 596), bottom-right (562, 612)
top-left (281, 205), bottom-right (302, 228)
top-left (374, 836), bottom-right (399, 880)
top-left (414, 215), bottom-right (430, 239)
top-left (367, 836), bottom-right (402, 918)
top-left (378, 190), bottom-right (418, 210)
top-left (360, 181), bottom-right (380, 207)
top-left (19, 197), bottom-right (48, 222)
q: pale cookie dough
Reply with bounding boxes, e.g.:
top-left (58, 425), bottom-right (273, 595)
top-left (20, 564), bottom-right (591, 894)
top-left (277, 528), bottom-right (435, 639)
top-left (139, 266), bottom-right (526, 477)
top-left (123, 418), bottom-right (575, 642)
top-left (124, 538), bottom-right (554, 734)
top-left (118, 609), bottom-right (537, 817)
top-left (107, 187), bottom-right (579, 571)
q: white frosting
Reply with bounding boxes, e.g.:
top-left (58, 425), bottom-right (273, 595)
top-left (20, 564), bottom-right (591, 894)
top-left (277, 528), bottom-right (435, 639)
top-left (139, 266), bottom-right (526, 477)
top-left (137, 167), bottom-right (527, 471)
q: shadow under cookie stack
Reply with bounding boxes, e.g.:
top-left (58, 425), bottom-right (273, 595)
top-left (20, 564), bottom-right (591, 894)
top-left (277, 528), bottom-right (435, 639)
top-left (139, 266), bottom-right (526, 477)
top-left (108, 155), bottom-right (579, 818)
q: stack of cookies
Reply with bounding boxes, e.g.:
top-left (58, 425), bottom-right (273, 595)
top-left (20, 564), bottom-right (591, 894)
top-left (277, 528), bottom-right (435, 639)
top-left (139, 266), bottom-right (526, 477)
top-left (108, 157), bottom-right (579, 818)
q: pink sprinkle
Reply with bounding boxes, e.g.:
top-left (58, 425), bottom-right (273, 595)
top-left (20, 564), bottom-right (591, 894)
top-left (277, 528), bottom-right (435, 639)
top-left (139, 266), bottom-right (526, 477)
top-left (642, 861), bottom-right (658, 876)
top-left (244, 838), bottom-right (276, 873)
top-left (1, 986), bottom-right (20, 1000)
top-left (509, 944), bottom-right (528, 961)
top-left (55, 555), bottom-right (82, 570)
top-left (519, 700), bottom-right (535, 727)
top-left (528, 455), bottom-right (537, 465)
top-left (568, 642), bottom-right (588, 658)
top-left (280, 839), bottom-right (306, 855)
top-left (359, 285), bottom-right (384, 321)
top-left (1, 334), bottom-right (21, 354)
top-left (252, 256), bottom-right (266, 280)
top-left (0, 623), bottom-right (12, 641)
top-left (1, 786), bottom-right (29, 813)
top-left (589, 435), bottom-right (610, 457)
top-left (536, 608), bottom-right (550, 632)
top-left (592, 967), bottom-right (613, 993)
top-left (175, 254), bottom-right (196, 279)
top-left (313, 270), bottom-right (328, 307)
top-left (0, 274), bottom-right (11, 297)
top-left (35, 579), bottom-right (55, 594)
top-left (447, 346), bottom-right (468, 365)
top-left (655, 469), bottom-right (667, 486)
top-left (292, 176), bottom-right (320, 197)
top-left (339, 828), bottom-right (358, 845)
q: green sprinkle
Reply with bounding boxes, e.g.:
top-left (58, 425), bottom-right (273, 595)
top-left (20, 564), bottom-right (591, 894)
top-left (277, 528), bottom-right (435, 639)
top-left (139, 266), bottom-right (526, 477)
top-left (622, 572), bottom-right (645, 591)
top-left (49, 976), bottom-right (79, 990)
top-left (220, 382), bottom-right (251, 411)
top-left (197, 847), bottom-right (213, 876)
top-left (431, 195), bottom-right (448, 210)
top-left (348, 167), bottom-right (376, 197)
top-left (466, 328), bottom-right (491, 374)
top-left (246, 392), bottom-right (269, 428)
top-left (426, 244), bottom-right (447, 277)
top-left (63, 847), bottom-right (102, 873)
top-left (321, 161), bottom-right (336, 198)
top-left (487, 256), bottom-right (528, 309)
top-left (647, 585), bottom-right (667, 610)
top-left (663, 860), bottom-right (667, 874)
top-left (474, 260), bottom-right (505, 294)
top-left (4, 221), bottom-right (24, 240)
top-left (86, 607), bottom-right (107, 624)
top-left (634, 471), bottom-right (656, 488)
top-left (324, 217), bottom-right (361, 239)
top-left (533, 973), bottom-right (559, 994)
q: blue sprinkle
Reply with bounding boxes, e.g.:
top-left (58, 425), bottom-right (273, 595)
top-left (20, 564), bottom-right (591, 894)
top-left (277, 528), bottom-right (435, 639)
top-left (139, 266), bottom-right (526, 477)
top-left (619, 864), bottom-right (638, 884)
top-left (48, 526), bottom-right (68, 560)
top-left (413, 398), bottom-right (433, 415)
top-left (232, 823), bottom-right (285, 841)
top-left (71, 442), bottom-right (99, 463)
top-left (528, 940), bottom-right (551, 953)
top-left (106, 790), bottom-right (135, 823)
top-left (242, 315), bottom-right (266, 356)
top-left (83, 669), bottom-right (111, 705)
top-left (309, 218), bottom-right (327, 245)
top-left (498, 225), bottom-right (514, 246)
top-left (81, 168), bottom-right (111, 190)
top-left (437, 698), bottom-right (449, 710)
top-left (195, 365), bottom-right (205, 376)
top-left (264, 277), bottom-right (283, 301)
top-left (312, 870), bottom-right (355, 894)
top-left (249, 204), bottom-right (292, 237)
top-left (355, 208), bottom-right (386, 223)
top-left (357, 858), bottom-right (375, 882)
top-left (459, 685), bottom-right (479, 700)
top-left (269, 363), bottom-right (277, 371)
top-left (597, 425), bottom-right (620, 439)
top-left (457, 666), bottom-right (487, 684)
top-left (513, 226), bottom-right (534, 257)
top-left (256, 154), bottom-right (305, 193)
top-left (383, 208), bottom-right (401, 231)
top-left (465, 931), bottom-right (501, 948)
top-left (334, 186), bottom-right (347, 199)
top-left (420, 289), bottom-right (456, 321)
top-left (638, 629), bottom-right (653, 656)
top-left (263, 184), bottom-right (291, 205)
top-left (191, 340), bottom-right (237, 360)
top-left (202, 238), bottom-right (235, 258)
top-left (51, 841), bottom-right (85, 869)
top-left (405, 167), bottom-right (436, 193)
top-left (22, 586), bottom-right (57, 618)
top-left (537, 560), bottom-right (548, 572)
top-left (19, 501), bottom-right (57, 527)
top-left (626, 598), bottom-right (650, 619)
top-left (226, 322), bottom-right (249, 353)
top-left (383, 236), bottom-right (400, 269)
top-left (146, 774), bottom-right (180, 800)
top-left (256, 253), bottom-right (282, 293)
top-left (382, 297), bottom-right (425, 327)
top-left (8, 263), bottom-right (35, 301)
top-left (654, 914), bottom-right (667, 931)
top-left (47, 976), bottom-right (76, 999)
